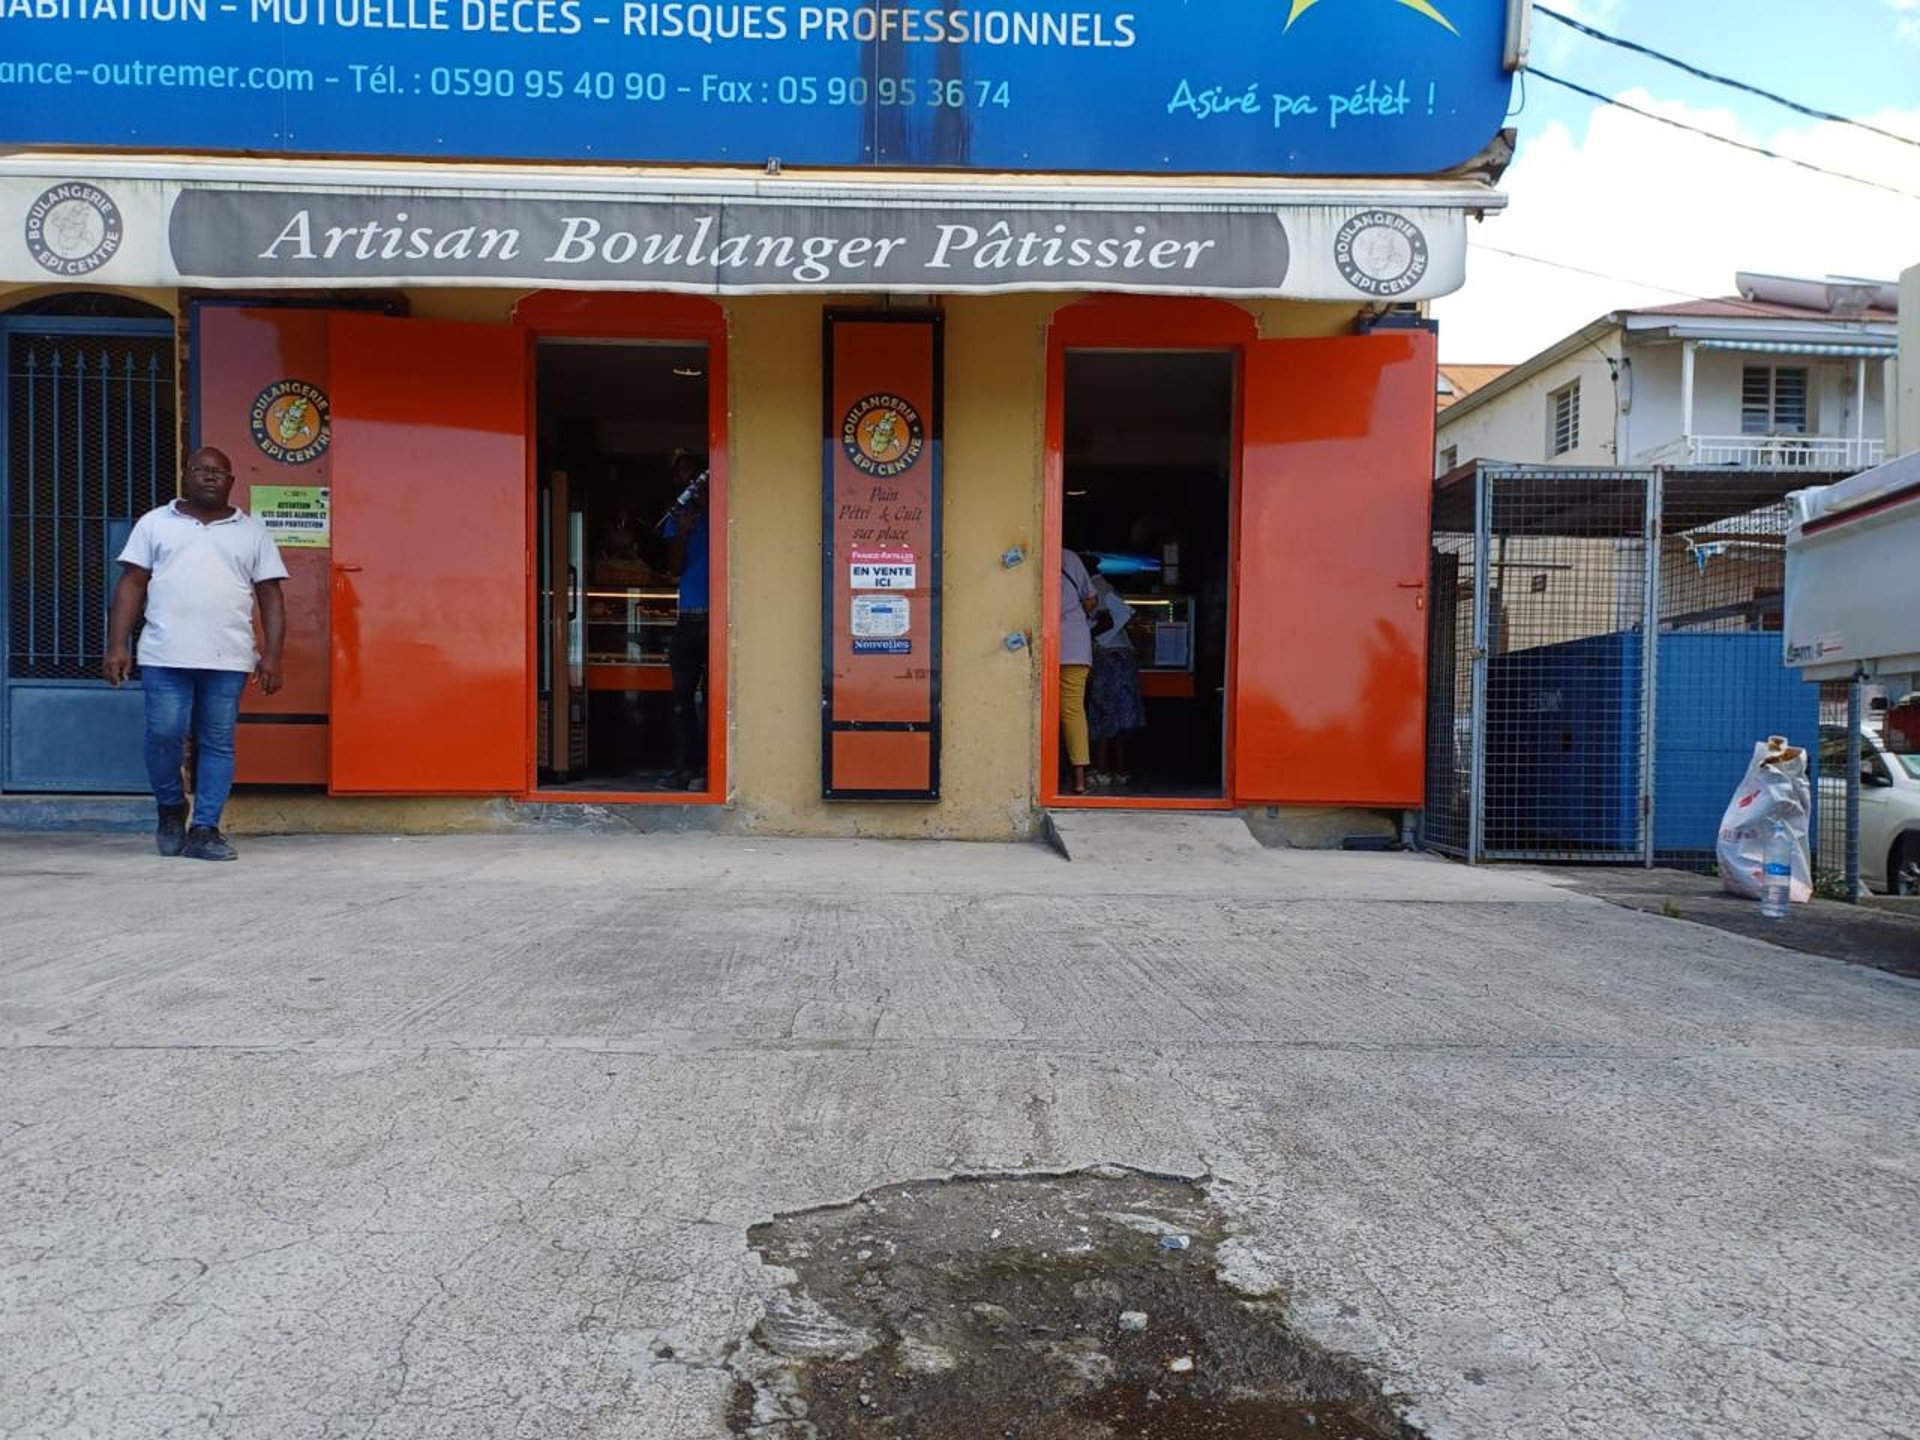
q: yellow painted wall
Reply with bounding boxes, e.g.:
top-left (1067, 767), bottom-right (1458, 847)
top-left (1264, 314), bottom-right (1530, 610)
top-left (725, 294), bottom-right (1059, 840)
top-left (1244, 298), bottom-right (1364, 340)
top-left (0, 282), bottom-right (179, 315)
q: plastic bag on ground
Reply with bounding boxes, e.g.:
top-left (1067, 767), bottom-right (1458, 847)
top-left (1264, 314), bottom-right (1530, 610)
top-left (1717, 736), bottom-right (1813, 902)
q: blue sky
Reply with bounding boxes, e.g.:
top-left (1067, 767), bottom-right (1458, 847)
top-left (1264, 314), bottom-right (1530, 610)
top-left (1433, 0), bottom-right (1920, 360)
top-left (1522, 1), bottom-right (1919, 135)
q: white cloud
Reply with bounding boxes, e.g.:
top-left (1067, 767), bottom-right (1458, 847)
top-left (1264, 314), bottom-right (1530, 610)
top-left (1432, 90), bottom-right (1920, 362)
top-left (1888, 0), bottom-right (1920, 43)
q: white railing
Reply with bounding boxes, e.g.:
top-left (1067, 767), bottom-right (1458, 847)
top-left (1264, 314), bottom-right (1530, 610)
top-left (1640, 434), bottom-right (1887, 470)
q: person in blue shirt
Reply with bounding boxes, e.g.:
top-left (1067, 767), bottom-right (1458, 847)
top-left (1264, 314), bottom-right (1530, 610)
top-left (662, 453), bottom-right (711, 790)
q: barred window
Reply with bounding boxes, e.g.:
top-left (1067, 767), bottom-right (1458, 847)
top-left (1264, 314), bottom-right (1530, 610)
top-left (1548, 381), bottom-right (1580, 457)
top-left (6, 330), bottom-right (178, 680)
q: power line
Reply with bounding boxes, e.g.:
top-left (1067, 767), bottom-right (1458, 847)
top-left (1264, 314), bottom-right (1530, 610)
top-left (1534, 4), bottom-right (1920, 153)
top-left (1529, 68), bottom-right (1920, 202)
top-left (1465, 241), bottom-right (1705, 298)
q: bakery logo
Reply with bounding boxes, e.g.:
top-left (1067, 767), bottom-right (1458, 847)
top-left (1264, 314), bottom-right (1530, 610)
top-left (24, 183), bottom-right (124, 277)
top-left (249, 379), bottom-right (331, 465)
top-left (1333, 209), bottom-right (1430, 298)
top-left (841, 393), bottom-right (925, 479)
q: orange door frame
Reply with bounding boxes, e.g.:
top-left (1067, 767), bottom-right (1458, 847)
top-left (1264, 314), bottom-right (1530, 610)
top-left (513, 291), bottom-right (730, 805)
top-left (1042, 297), bottom-right (1257, 811)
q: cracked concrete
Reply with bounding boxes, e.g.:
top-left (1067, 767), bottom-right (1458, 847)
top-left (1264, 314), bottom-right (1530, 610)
top-left (1, 830), bottom-right (1917, 1439)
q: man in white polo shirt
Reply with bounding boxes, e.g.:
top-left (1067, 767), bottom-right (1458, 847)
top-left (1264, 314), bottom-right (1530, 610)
top-left (103, 446), bottom-right (289, 861)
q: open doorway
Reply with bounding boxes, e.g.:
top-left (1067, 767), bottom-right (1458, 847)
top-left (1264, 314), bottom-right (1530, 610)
top-left (534, 339), bottom-right (711, 795)
top-left (1059, 350), bottom-right (1235, 800)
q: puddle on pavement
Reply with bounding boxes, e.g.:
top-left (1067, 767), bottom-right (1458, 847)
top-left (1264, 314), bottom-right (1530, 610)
top-left (729, 1167), bottom-right (1423, 1439)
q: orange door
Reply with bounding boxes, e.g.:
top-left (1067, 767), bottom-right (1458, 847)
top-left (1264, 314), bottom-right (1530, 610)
top-left (1233, 331), bottom-right (1436, 806)
top-left (327, 315), bottom-right (529, 793)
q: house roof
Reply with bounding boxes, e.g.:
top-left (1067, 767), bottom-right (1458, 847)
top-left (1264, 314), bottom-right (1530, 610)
top-left (1630, 296), bottom-right (1898, 323)
top-left (1437, 278), bottom-right (1899, 430)
top-left (1436, 363), bottom-right (1513, 410)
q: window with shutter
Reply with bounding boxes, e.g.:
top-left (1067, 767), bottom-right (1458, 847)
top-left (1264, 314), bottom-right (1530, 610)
top-left (1548, 381), bottom-right (1579, 456)
top-left (1741, 366), bottom-right (1771, 435)
top-left (1741, 365), bottom-right (1811, 434)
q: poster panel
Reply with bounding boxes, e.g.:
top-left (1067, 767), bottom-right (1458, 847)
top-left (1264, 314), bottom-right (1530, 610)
top-left (252, 485), bottom-right (331, 547)
top-left (822, 311), bottom-right (941, 801)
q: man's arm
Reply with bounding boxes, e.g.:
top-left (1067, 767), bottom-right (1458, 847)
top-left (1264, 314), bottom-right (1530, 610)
top-left (103, 565), bottom-right (150, 685)
top-left (254, 579), bottom-right (286, 695)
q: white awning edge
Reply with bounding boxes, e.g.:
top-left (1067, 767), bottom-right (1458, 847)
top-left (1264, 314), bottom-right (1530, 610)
top-left (1, 157), bottom-right (1505, 302)
top-left (1696, 339), bottom-right (1895, 359)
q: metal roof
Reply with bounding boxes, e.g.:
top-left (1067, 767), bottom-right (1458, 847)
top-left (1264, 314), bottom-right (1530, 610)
top-left (1432, 462), bottom-right (1856, 539)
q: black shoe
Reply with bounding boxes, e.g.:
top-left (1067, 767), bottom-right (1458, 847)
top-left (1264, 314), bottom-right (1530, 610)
top-left (182, 824), bottom-right (237, 862)
top-left (155, 805), bottom-right (189, 857)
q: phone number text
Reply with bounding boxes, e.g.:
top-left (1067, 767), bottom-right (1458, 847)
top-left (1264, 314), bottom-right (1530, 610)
top-left (393, 65), bottom-right (1012, 107)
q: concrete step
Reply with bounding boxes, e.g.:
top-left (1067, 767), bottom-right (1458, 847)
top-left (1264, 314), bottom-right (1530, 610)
top-left (1042, 808), bottom-right (1267, 864)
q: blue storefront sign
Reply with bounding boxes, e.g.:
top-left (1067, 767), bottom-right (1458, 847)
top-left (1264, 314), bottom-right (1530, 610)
top-left (0, 0), bottom-right (1514, 174)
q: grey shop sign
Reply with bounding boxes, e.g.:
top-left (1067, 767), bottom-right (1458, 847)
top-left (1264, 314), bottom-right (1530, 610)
top-left (168, 190), bottom-right (1288, 292)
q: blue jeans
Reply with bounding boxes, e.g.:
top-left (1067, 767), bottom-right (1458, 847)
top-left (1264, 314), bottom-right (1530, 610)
top-left (142, 667), bottom-right (248, 828)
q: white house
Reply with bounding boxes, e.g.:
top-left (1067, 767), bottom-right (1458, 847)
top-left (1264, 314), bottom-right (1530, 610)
top-left (1899, 260), bottom-right (1918, 456)
top-left (1437, 272), bottom-right (1898, 477)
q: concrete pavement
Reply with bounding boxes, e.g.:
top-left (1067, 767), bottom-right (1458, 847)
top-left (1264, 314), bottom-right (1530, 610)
top-left (1545, 862), bottom-right (1920, 981)
top-left (2, 827), bottom-right (1916, 1439)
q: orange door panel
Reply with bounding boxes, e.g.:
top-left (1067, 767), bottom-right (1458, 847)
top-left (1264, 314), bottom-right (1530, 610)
top-left (327, 314), bottom-right (529, 794)
top-left (1234, 332), bottom-right (1436, 806)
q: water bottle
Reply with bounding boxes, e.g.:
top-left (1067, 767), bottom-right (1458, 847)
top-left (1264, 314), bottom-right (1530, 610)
top-left (1760, 819), bottom-right (1793, 919)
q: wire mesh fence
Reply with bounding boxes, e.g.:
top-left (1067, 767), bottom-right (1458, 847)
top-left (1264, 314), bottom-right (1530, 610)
top-left (1813, 680), bottom-right (1857, 900)
top-left (1423, 462), bottom-right (1865, 899)
top-left (1652, 472), bottom-right (1816, 872)
top-left (1425, 466), bottom-right (1655, 863)
top-left (1421, 515), bottom-right (1476, 856)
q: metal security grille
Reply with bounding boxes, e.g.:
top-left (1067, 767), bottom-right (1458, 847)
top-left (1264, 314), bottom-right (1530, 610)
top-left (1424, 463), bottom-right (1849, 877)
top-left (5, 329), bottom-right (176, 680)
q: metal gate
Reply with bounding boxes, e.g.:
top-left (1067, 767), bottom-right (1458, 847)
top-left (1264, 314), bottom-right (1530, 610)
top-left (1423, 462), bottom-right (1851, 878)
top-left (1, 315), bottom-right (177, 791)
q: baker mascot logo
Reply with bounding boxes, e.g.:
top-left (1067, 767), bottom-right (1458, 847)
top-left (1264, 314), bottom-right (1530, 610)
top-left (842, 394), bottom-right (926, 479)
top-left (1283, 0), bottom-right (1458, 33)
top-left (249, 379), bottom-right (331, 465)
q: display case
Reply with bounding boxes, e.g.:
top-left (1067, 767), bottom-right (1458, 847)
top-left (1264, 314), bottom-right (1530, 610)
top-left (1109, 593), bottom-right (1197, 699)
top-left (586, 587), bottom-right (678, 689)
